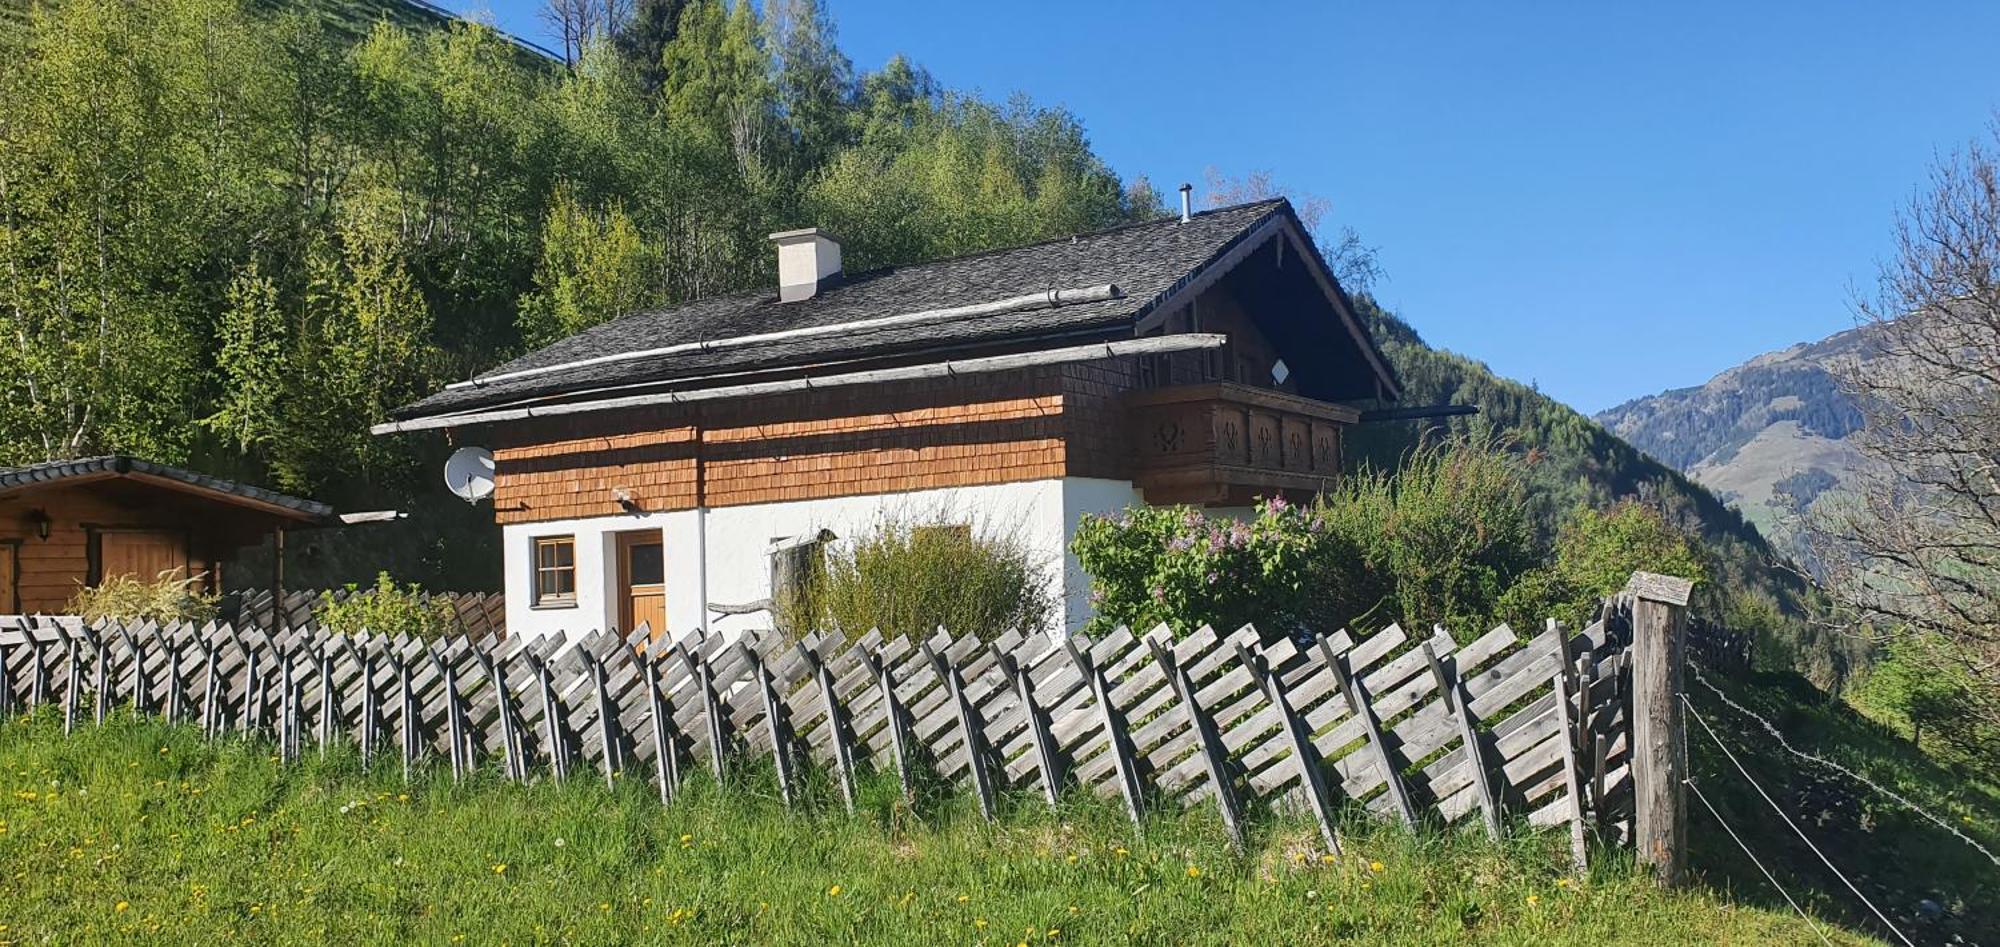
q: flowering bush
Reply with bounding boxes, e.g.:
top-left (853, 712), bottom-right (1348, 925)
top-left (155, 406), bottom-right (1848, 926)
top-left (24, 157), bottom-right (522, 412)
top-left (1071, 497), bottom-right (1381, 641)
top-left (1072, 439), bottom-right (1540, 640)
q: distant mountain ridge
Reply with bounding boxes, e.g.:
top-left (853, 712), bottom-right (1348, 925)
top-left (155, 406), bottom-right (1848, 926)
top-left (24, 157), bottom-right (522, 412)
top-left (1594, 324), bottom-right (1871, 552)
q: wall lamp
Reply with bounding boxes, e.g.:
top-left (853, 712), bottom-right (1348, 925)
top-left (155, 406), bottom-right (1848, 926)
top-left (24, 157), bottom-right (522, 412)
top-left (27, 508), bottom-right (51, 541)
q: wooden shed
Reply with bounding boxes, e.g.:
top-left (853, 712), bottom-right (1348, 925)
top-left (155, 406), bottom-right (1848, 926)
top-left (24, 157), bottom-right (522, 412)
top-left (0, 456), bottom-right (334, 614)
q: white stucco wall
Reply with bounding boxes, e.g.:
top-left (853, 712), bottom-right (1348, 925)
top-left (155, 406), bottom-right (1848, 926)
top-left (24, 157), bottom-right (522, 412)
top-left (500, 477), bottom-right (1146, 643)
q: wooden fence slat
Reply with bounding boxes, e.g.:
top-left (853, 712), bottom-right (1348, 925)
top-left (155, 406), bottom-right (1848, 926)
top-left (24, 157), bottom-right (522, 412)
top-left (1551, 666), bottom-right (1590, 873)
top-left (1238, 641), bottom-right (1341, 855)
top-left (923, 638), bottom-right (995, 821)
top-left (1066, 635), bottom-right (1143, 827)
top-left (1147, 634), bottom-right (1244, 851)
top-left (1321, 635), bottom-right (1416, 827)
top-left (1422, 641), bottom-right (1502, 838)
top-left (803, 644), bottom-right (857, 814)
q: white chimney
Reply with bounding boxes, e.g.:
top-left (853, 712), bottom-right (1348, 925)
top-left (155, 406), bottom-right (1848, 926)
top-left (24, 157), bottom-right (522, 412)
top-left (769, 228), bottom-right (843, 302)
top-left (1179, 183), bottom-right (1193, 223)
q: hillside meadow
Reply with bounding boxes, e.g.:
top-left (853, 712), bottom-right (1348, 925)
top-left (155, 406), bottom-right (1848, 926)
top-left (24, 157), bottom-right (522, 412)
top-left (0, 712), bottom-right (1873, 946)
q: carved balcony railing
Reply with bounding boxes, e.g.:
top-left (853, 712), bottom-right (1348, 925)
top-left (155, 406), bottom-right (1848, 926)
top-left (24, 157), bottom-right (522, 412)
top-left (1124, 382), bottom-right (1356, 506)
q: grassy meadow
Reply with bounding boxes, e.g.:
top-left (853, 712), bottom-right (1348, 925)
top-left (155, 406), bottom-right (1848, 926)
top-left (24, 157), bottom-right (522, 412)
top-left (0, 710), bottom-right (1884, 946)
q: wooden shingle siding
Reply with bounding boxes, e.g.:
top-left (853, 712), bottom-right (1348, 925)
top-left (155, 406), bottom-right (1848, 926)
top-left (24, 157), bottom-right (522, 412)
top-left (488, 367), bottom-right (1111, 525)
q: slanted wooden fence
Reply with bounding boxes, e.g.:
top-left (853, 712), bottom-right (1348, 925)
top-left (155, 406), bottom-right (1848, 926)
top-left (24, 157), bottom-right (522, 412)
top-left (0, 574), bottom-right (1695, 867)
top-left (227, 589), bottom-right (507, 639)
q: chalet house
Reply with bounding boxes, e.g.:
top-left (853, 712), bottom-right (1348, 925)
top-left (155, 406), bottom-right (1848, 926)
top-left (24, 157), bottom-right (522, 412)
top-left (0, 456), bottom-right (335, 614)
top-left (376, 197), bottom-right (1400, 640)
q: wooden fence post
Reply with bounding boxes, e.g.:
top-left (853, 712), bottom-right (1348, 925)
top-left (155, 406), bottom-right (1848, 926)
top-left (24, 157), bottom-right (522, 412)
top-left (1628, 571), bottom-right (1693, 887)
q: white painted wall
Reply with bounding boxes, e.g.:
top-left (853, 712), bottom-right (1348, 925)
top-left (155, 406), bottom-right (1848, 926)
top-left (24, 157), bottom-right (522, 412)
top-left (500, 477), bottom-right (1146, 643)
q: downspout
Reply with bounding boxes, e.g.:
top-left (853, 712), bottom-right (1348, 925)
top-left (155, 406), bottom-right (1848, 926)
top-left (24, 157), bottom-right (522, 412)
top-left (694, 410), bottom-right (710, 635)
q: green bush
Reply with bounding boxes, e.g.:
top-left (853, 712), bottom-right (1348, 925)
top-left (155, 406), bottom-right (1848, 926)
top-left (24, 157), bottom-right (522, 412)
top-left (1852, 631), bottom-right (2000, 766)
top-left (783, 517), bottom-right (1054, 643)
top-left (313, 572), bottom-right (461, 640)
top-left (64, 569), bottom-right (220, 626)
top-left (1499, 500), bottom-right (1709, 629)
top-left (1073, 438), bottom-right (1538, 640)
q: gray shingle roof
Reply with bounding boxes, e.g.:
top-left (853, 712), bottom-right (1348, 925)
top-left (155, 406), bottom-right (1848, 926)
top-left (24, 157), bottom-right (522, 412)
top-left (394, 198), bottom-right (1394, 422)
top-left (0, 456), bottom-right (334, 520)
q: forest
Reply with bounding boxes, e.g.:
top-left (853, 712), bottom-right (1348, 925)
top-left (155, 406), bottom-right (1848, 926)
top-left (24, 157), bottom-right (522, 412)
top-left (0, 0), bottom-right (1835, 679)
top-left (0, 0), bottom-right (1168, 584)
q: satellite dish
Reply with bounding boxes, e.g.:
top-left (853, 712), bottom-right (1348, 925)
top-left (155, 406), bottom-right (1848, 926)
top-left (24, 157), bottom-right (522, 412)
top-left (443, 447), bottom-right (496, 504)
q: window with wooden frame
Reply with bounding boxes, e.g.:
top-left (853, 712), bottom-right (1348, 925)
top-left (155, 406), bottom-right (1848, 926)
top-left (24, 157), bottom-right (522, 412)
top-left (531, 535), bottom-right (577, 607)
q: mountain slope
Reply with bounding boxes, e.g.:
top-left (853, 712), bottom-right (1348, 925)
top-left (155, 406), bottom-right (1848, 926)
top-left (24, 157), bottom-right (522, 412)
top-left (1, 0), bottom-right (558, 60)
top-left (1350, 299), bottom-right (1808, 625)
top-left (1595, 326), bottom-right (1868, 554)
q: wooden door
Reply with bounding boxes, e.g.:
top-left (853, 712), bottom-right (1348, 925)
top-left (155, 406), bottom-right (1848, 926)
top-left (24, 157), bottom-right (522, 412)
top-left (0, 543), bottom-right (16, 614)
top-left (617, 530), bottom-right (666, 639)
top-left (97, 529), bottom-right (189, 584)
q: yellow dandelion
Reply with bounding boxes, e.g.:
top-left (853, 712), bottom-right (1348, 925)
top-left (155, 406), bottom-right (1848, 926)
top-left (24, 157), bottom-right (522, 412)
top-left (1319, 853), bottom-right (1335, 865)
top-left (1368, 860), bottom-right (1384, 873)
top-left (1185, 864), bottom-right (1201, 879)
top-left (114, 902), bottom-right (129, 913)
top-left (975, 917), bottom-right (986, 928)
top-left (598, 902), bottom-right (611, 912)
top-left (1114, 847), bottom-right (1129, 858)
top-left (1065, 853), bottom-right (1078, 864)
top-left (491, 863), bottom-right (507, 875)
top-left (827, 884), bottom-right (843, 897)
top-left (1526, 894), bottom-right (1541, 906)
top-left (956, 894), bottom-right (971, 903)
top-left (1048, 928), bottom-right (1061, 939)
top-left (1556, 877), bottom-right (1572, 888)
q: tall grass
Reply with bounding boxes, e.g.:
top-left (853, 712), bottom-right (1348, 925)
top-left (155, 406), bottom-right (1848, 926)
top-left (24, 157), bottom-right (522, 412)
top-left (0, 713), bottom-right (1873, 945)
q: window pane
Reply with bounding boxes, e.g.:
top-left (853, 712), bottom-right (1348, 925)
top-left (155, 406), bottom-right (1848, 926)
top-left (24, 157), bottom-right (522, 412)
top-left (628, 543), bottom-right (663, 585)
top-left (534, 537), bottom-right (575, 603)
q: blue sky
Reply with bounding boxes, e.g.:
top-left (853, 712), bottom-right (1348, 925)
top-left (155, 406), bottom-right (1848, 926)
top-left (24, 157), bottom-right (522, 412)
top-left (441, 0), bottom-right (2000, 413)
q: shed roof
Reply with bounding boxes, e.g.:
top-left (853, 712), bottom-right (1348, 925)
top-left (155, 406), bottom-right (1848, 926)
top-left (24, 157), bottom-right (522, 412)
top-left (0, 456), bottom-right (335, 522)
top-left (389, 198), bottom-right (1398, 427)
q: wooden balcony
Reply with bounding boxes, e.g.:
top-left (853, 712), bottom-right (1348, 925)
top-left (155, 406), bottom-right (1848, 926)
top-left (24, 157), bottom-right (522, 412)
top-left (1124, 382), bottom-right (1358, 506)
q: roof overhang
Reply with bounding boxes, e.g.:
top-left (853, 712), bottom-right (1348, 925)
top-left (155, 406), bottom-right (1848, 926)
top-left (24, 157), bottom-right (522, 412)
top-left (372, 334), bottom-right (1231, 435)
top-left (0, 456), bottom-right (335, 524)
top-left (1132, 207), bottom-right (1400, 401)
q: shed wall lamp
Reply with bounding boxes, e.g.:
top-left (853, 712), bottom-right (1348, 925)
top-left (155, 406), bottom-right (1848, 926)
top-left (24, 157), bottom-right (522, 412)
top-left (27, 508), bottom-right (51, 541)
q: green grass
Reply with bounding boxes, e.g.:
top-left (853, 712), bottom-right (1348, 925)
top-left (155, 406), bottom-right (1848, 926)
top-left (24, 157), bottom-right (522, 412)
top-left (1685, 669), bottom-right (2000, 944)
top-left (0, 712), bottom-right (1875, 945)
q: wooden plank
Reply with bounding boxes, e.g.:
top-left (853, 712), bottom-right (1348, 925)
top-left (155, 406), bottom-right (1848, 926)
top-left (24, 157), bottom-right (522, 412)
top-left (1321, 635), bottom-right (1416, 827)
top-left (923, 639), bottom-right (995, 820)
top-left (1064, 634), bottom-right (1143, 825)
top-left (802, 644), bottom-right (856, 813)
top-left (1422, 641), bottom-right (1501, 839)
top-left (1551, 666), bottom-right (1590, 873)
top-left (1146, 633), bottom-right (1244, 851)
top-left (1236, 641), bottom-right (1339, 854)
top-left (992, 642), bottom-right (1061, 806)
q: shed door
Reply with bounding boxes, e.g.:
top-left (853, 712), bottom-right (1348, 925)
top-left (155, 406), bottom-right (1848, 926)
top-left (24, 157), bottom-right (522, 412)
top-left (0, 543), bottom-right (16, 613)
top-left (96, 530), bottom-right (190, 584)
top-left (617, 530), bottom-right (666, 640)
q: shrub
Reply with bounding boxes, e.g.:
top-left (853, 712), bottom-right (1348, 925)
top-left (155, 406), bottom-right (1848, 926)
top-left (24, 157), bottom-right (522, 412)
top-left (313, 572), bottom-right (461, 640)
top-left (783, 517), bottom-right (1054, 643)
top-left (64, 570), bottom-right (220, 626)
top-left (1073, 438), bottom-right (1537, 640)
top-left (1498, 500), bottom-right (1709, 629)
